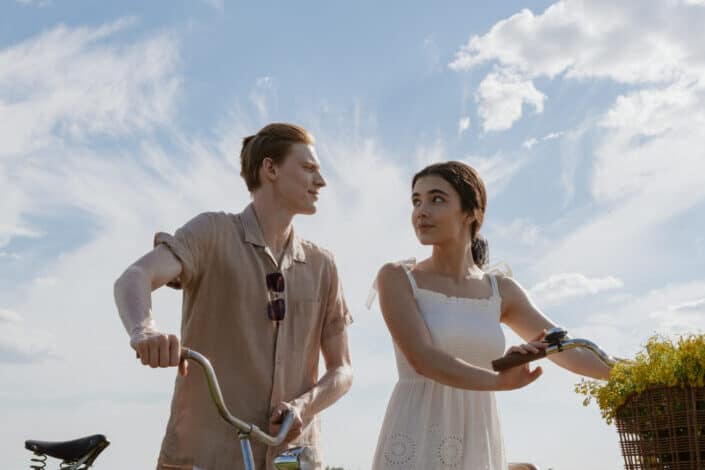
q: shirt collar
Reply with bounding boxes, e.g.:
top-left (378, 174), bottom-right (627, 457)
top-left (241, 203), bottom-right (306, 266)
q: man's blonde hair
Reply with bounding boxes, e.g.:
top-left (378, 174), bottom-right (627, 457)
top-left (240, 123), bottom-right (315, 192)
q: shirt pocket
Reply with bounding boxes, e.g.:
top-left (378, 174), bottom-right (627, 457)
top-left (288, 300), bottom-right (321, 354)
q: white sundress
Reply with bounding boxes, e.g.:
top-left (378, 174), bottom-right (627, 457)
top-left (371, 261), bottom-right (508, 470)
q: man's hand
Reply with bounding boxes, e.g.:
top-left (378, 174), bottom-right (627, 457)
top-left (269, 402), bottom-right (304, 443)
top-left (130, 332), bottom-right (188, 376)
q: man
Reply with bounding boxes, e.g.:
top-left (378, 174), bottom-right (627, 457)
top-left (114, 123), bottom-right (353, 470)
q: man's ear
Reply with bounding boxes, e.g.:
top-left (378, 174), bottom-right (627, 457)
top-left (261, 157), bottom-right (278, 183)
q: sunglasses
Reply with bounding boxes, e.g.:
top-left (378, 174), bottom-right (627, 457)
top-left (265, 272), bottom-right (286, 321)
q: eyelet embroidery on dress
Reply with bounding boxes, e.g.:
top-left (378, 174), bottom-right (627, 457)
top-left (383, 432), bottom-right (417, 467)
top-left (437, 435), bottom-right (463, 468)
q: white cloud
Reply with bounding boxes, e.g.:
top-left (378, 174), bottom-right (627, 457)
top-left (448, 1), bottom-right (705, 277)
top-left (522, 130), bottom-right (564, 149)
top-left (249, 76), bottom-right (278, 122)
top-left (450, 2), bottom-right (703, 84)
top-left (0, 223), bottom-right (41, 248)
top-left (475, 68), bottom-right (545, 131)
top-left (414, 137), bottom-right (445, 168)
top-left (0, 308), bottom-right (21, 323)
top-left (466, 153), bottom-right (527, 197)
top-left (458, 116), bottom-right (471, 135)
top-left (0, 18), bottom-right (180, 158)
top-left (522, 138), bottom-right (538, 149)
top-left (0, 18), bottom-right (182, 251)
top-left (201, 0), bottom-right (224, 11)
top-left (592, 81), bottom-right (705, 204)
top-left (492, 218), bottom-right (542, 247)
top-left (651, 297), bottom-right (705, 333)
top-left (529, 272), bottom-right (623, 306)
top-left (0, 309), bottom-right (54, 364)
top-left (578, 281), bottom-right (705, 356)
top-left (450, 1), bottom-right (705, 133)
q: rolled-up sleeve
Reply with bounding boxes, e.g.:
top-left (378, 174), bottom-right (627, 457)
top-left (321, 256), bottom-right (353, 341)
top-left (153, 213), bottom-right (214, 290)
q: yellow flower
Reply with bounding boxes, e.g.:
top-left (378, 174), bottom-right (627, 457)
top-left (575, 335), bottom-right (705, 424)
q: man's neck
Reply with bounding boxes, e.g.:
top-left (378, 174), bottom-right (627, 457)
top-left (251, 196), bottom-right (295, 261)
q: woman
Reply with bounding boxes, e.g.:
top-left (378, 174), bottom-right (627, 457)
top-left (370, 161), bottom-right (611, 470)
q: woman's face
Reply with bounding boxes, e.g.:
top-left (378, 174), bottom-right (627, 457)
top-left (411, 174), bottom-right (472, 246)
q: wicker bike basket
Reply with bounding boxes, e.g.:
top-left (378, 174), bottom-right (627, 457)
top-left (615, 386), bottom-right (705, 469)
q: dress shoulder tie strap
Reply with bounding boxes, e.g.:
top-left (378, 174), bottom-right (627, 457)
top-left (488, 273), bottom-right (499, 298)
top-left (402, 263), bottom-right (418, 297)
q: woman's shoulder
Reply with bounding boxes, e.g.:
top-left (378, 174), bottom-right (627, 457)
top-left (378, 257), bottom-right (416, 274)
top-left (490, 272), bottom-right (529, 305)
top-left (377, 258), bottom-right (416, 285)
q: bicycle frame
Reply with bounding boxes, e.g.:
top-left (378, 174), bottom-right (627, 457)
top-left (181, 348), bottom-right (315, 470)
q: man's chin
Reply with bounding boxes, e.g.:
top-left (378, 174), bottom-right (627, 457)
top-left (297, 204), bottom-right (317, 216)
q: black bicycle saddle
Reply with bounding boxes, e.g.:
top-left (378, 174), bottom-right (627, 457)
top-left (25, 434), bottom-right (108, 461)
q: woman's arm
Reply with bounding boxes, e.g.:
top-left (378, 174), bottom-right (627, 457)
top-left (377, 263), bottom-right (542, 391)
top-left (498, 275), bottom-right (611, 380)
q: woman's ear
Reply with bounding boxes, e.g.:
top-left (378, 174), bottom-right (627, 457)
top-left (464, 211), bottom-right (475, 226)
top-left (473, 208), bottom-right (484, 228)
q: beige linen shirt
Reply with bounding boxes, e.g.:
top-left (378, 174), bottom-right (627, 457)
top-left (154, 204), bottom-right (352, 470)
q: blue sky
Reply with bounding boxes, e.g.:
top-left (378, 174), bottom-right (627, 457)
top-left (2, 1), bottom-right (705, 469)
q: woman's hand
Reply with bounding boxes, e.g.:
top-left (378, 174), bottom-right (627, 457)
top-left (495, 330), bottom-right (548, 390)
top-left (505, 329), bottom-right (548, 356)
top-left (495, 362), bottom-right (543, 390)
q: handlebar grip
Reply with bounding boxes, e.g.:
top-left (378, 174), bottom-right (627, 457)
top-left (492, 349), bottom-right (547, 371)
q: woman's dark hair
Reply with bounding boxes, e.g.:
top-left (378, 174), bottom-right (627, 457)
top-left (412, 161), bottom-right (489, 268)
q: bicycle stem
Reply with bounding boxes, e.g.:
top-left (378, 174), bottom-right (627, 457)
top-left (181, 348), bottom-right (295, 447)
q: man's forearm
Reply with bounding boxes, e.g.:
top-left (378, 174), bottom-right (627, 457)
top-left (289, 365), bottom-right (353, 422)
top-left (114, 266), bottom-right (157, 340)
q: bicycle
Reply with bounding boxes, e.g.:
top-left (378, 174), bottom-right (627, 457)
top-left (24, 348), bottom-right (313, 470)
top-left (26, 330), bottom-right (605, 469)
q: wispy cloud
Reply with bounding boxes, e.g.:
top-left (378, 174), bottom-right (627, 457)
top-left (0, 309), bottom-right (54, 364)
top-left (458, 116), bottom-right (471, 135)
top-left (0, 18), bottom-right (182, 253)
top-left (492, 218), bottom-right (542, 247)
top-left (15, 0), bottom-right (51, 5)
top-left (465, 152), bottom-right (527, 197)
top-left (0, 308), bottom-right (21, 323)
top-left (522, 130), bottom-right (564, 149)
top-left (249, 76), bottom-right (278, 123)
top-left (529, 272), bottom-right (623, 307)
top-left (200, 0), bottom-right (224, 12)
top-left (0, 17), bottom-right (180, 158)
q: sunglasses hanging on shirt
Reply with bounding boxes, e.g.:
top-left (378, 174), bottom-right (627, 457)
top-left (265, 272), bottom-right (286, 321)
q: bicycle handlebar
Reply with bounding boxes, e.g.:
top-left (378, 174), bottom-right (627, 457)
top-left (180, 348), bottom-right (295, 446)
top-left (491, 329), bottom-right (627, 372)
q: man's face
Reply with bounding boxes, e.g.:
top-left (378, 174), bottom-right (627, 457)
top-left (272, 143), bottom-right (326, 215)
